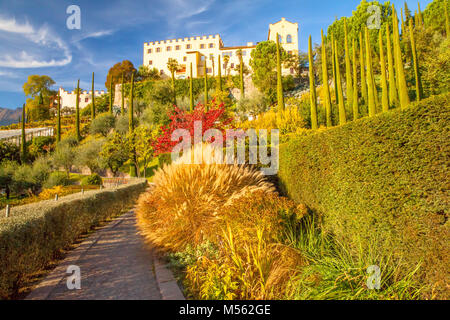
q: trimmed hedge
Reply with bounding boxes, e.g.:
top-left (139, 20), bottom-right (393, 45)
top-left (278, 93), bottom-right (450, 299)
top-left (0, 179), bottom-right (147, 299)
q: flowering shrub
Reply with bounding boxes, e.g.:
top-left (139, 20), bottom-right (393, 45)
top-left (153, 101), bottom-right (234, 155)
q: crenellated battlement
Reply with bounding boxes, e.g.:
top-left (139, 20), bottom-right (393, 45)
top-left (144, 34), bottom-right (220, 47)
top-left (59, 87), bottom-right (106, 96)
top-left (58, 87), bottom-right (106, 110)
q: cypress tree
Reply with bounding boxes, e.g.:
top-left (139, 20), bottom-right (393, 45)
top-left (171, 67), bottom-right (177, 106)
top-left (308, 35), bottom-right (318, 130)
top-left (344, 18), bottom-right (353, 108)
top-left (371, 50), bottom-right (379, 108)
top-left (57, 93), bottom-right (61, 142)
top-left (204, 62), bottom-right (208, 110)
top-left (379, 30), bottom-right (389, 112)
top-left (76, 79), bottom-right (81, 141)
top-left (129, 73), bottom-right (134, 132)
top-left (401, 8), bottom-right (406, 35)
top-left (352, 38), bottom-right (359, 120)
top-left (240, 59), bottom-right (245, 99)
top-left (218, 55), bottom-right (223, 92)
top-left (418, 2), bottom-right (424, 26)
top-left (392, 5), bottom-right (410, 109)
top-left (386, 24), bottom-right (398, 107)
top-left (409, 19), bottom-right (422, 101)
top-left (446, 1), bottom-right (450, 38)
top-left (91, 72), bottom-right (96, 120)
top-left (331, 33), bottom-right (338, 104)
top-left (321, 29), bottom-right (332, 127)
top-left (190, 63), bottom-right (194, 111)
top-left (129, 73), bottom-right (137, 177)
top-left (121, 73), bottom-right (125, 115)
top-left (365, 28), bottom-right (376, 117)
top-left (21, 104), bottom-right (26, 162)
top-left (109, 76), bottom-right (113, 114)
top-left (237, 49), bottom-right (245, 99)
top-left (359, 31), bottom-right (367, 104)
top-left (334, 40), bottom-right (346, 125)
top-left (276, 33), bottom-right (285, 110)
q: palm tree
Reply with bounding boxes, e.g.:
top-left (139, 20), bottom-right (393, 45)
top-left (223, 55), bottom-right (230, 76)
top-left (167, 58), bottom-right (180, 105)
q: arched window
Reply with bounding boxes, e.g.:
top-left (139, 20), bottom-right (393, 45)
top-left (278, 34), bottom-right (282, 43)
top-left (286, 34), bottom-right (292, 43)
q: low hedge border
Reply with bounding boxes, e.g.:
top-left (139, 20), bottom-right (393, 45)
top-left (0, 178), bottom-right (148, 299)
top-left (278, 93), bottom-right (450, 299)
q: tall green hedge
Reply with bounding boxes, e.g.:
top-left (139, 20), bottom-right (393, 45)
top-left (278, 93), bottom-right (450, 299)
top-left (0, 179), bottom-right (147, 299)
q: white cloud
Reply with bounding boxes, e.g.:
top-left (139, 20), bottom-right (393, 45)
top-left (0, 70), bottom-right (20, 78)
top-left (0, 16), bottom-right (34, 34)
top-left (73, 29), bottom-right (115, 43)
top-left (0, 16), bottom-right (72, 68)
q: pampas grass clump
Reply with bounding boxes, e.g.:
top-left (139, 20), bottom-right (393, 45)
top-left (137, 143), bottom-right (276, 251)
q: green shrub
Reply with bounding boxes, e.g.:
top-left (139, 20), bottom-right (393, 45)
top-left (44, 171), bottom-right (72, 188)
top-left (0, 179), bottom-right (147, 299)
top-left (80, 173), bottom-right (102, 186)
top-left (89, 113), bottom-right (115, 137)
top-left (158, 153), bottom-right (172, 168)
top-left (277, 93), bottom-right (450, 299)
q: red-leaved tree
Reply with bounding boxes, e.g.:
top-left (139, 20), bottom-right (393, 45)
top-left (153, 101), bottom-right (234, 155)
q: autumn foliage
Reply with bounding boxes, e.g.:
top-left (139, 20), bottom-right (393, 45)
top-left (153, 101), bottom-right (234, 155)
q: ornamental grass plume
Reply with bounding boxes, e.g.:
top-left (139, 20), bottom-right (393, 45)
top-left (136, 143), bottom-right (276, 251)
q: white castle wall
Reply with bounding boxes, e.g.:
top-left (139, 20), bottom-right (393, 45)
top-left (59, 87), bottom-right (106, 110)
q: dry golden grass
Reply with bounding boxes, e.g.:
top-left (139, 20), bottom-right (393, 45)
top-left (136, 143), bottom-right (276, 251)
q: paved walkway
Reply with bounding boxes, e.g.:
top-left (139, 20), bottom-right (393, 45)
top-left (26, 210), bottom-right (184, 300)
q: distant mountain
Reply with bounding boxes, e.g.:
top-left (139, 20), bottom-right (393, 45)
top-left (0, 107), bottom-right (22, 126)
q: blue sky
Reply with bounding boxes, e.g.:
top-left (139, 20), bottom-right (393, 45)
top-left (0, 0), bottom-right (433, 109)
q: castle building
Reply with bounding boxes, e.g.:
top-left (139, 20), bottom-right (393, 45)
top-left (143, 18), bottom-right (299, 79)
top-left (58, 87), bottom-right (105, 110)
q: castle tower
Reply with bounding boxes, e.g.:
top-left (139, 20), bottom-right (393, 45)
top-left (268, 17), bottom-right (299, 75)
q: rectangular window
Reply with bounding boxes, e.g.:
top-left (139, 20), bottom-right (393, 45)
top-left (167, 46), bottom-right (171, 51)
top-left (156, 47), bottom-right (161, 52)
top-left (206, 67), bottom-right (212, 73)
top-left (149, 60), bottom-right (153, 65)
top-left (222, 51), bottom-right (232, 57)
top-left (147, 49), bottom-right (152, 54)
top-left (183, 56), bottom-right (187, 62)
top-left (85, 98), bottom-right (89, 103)
top-left (209, 43), bottom-right (214, 48)
top-left (176, 45), bottom-right (180, 50)
top-left (186, 44), bottom-right (191, 49)
top-left (200, 56), bottom-right (206, 61)
top-left (200, 44), bottom-right (205, 49)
